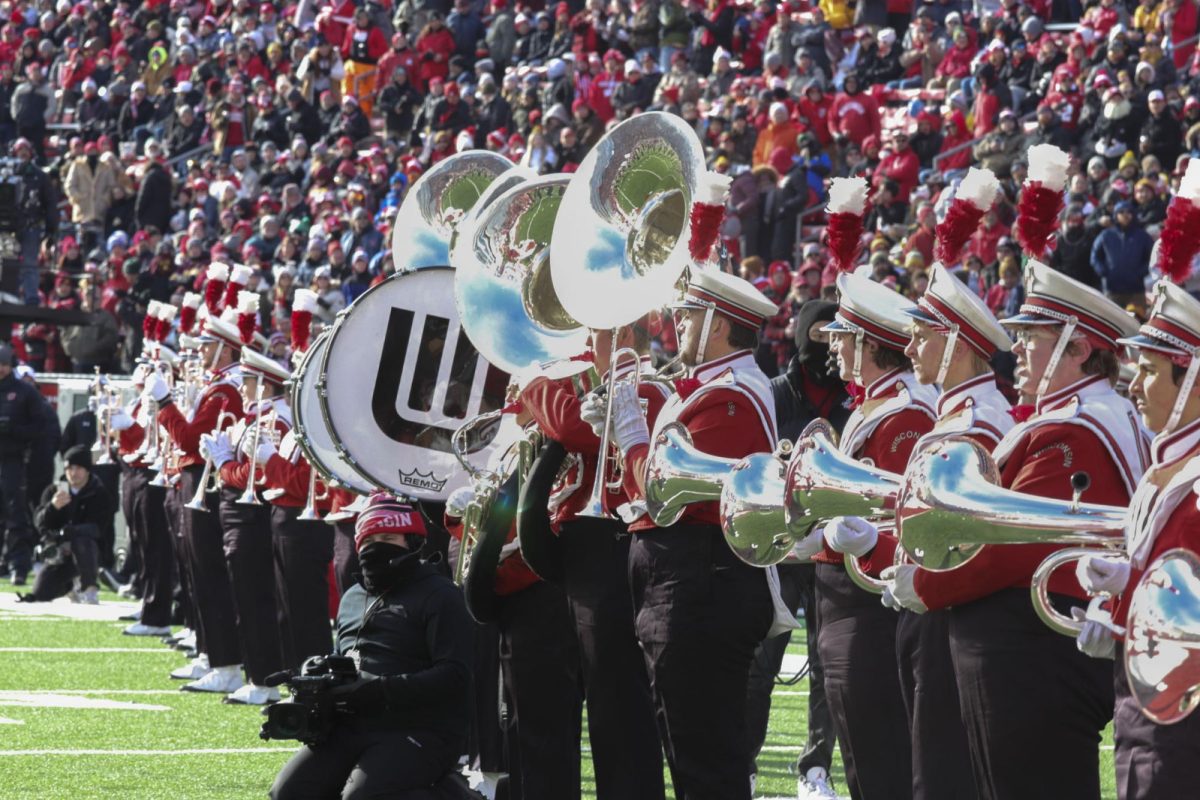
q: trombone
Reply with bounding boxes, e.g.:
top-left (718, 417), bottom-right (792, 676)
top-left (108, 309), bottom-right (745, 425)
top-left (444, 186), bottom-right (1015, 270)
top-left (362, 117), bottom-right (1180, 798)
top-left (577, 345), bottom-right (643, 519)
top-left (238, 385), bottom-right (275, 507)
top-left (297, 467), bottom-right (331, 521)
top-left (184, 407), bottom-right (241, 512)
top-left (89, 369), bottom-right (117, 466)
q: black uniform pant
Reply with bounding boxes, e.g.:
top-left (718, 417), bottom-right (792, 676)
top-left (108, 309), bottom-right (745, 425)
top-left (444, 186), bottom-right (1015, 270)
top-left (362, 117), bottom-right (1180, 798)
top-left (1, 457), bottom-right (33, 574)
top-left (815, 562), bottom-right (912, 800)
top-left (949, 589), bottom-right (1113, 800)
top-left (896, 608), bottom-right (977, 800)
top-left (496, 579), bottom-right (583, 800)
top-left (630, 524), bottom-right (773, 800)
top-left (270, 725), bottom-right (463, 800)
top-left (271, 505), bottom-right (334, 670)
top-left (163, 480), bottom-right (192, 630)
top-left (178, 466), bottom-right (240, 668)
top-left (219, 488), bottom-right (283, 685)
top-left (561, 517), bottom-right (664, 800)
top-left (133, 479), bottom-right (176, 628)
top-left (1114, 643), bottom-right (1200, 800)
top-left (747, 561), bottom-right (834, 776)
top-left (332, 519), bottom-right (360, 596)
top-left (119, 463), bottom-right (143, 595)
top-left (92, 462), bottom-right (120, 570)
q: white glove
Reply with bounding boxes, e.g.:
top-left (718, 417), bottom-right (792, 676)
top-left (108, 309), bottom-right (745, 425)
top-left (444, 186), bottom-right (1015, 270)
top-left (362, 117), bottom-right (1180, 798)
top-left (1076, 554), bottom-right (1131, 597)
top-left (253, 439), bottom-right (277, 465)
top-left (609, 381), bottom-right (649, 454)
top-left (108, 409), bottom-right (135, 432)
top-left (201, 432), bottom-right (234, 467)
top-left (881, 564), bottom-right (927, 613)
top-left (445, 486), bottom-right (477, 520)
top-left (143, 371), bottom-right (170, 402)
top-left (87, 396), bottom-right (99, 413)
top-left (791, 526), bottom-right (826, 562)
top-left (823, 516), bottom-right (878, 558)
top-left (131, 363), bottom-right (151, 387)
top-left (881, 582), bottom-right (903, 612)
top-left (579, 391), bottom-right (607, 439)
top-left (1072, 607), bottom-right (1116, 659)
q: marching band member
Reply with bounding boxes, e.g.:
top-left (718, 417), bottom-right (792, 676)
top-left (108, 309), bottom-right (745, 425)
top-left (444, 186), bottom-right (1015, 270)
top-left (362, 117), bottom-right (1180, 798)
top-left (1076, 280), bottom-right (1200, 799)
top-left (801, 271), bottom-right (935, 800)
top-left (148, 309), bottom-right (245, 694)
top-left (519, 319), bottom-right (668, 800)
top-left (327, 487), bottom-right (363, 594)
top-left (888, 261), bottom-right (1149, 800)
top-left (825, 264), bottom-right (1015, 799)
top-left (603, 269), bottom-right (784, 800)
top-left (444, 407), bottom-right (584, 800)
top-left (202, 344), bottom-right (294, 706)
top-left (254, 352), bottom-right (337, 671)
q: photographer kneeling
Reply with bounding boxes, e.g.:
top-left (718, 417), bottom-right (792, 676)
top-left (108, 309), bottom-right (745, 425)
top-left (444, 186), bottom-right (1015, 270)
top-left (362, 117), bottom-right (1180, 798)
top-left (269, 493), bottom-right (474, 800)
top-left (17, 446), bottom-right (112, 604)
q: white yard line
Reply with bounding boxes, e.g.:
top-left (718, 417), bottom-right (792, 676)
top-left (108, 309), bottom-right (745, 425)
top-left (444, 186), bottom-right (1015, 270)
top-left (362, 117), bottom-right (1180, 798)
top-left (0, 647), bottom-right (177, 653)
top-left (11, 690), bottom-right (181, 696)
top-left (0, 717), bottom-right (24, 725)
top-left (0, 748), bottom-right (294, 756)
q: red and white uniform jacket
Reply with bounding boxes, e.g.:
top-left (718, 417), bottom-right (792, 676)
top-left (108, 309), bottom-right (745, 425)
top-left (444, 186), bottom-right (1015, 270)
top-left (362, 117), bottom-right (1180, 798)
top-left (625, 349), bottom-right (777, 531)
top-left (158, 366), bottom-right (244, 468)
top-left (861, 373), bottom-right (1014, 575)
top-left (914, 375), bottom-right (1150, 609)
top-left (520, 356), bottom-right (671, 528)
top-left (263, 425), bottom-right (332, 512)
top-left (218, 396), bottom-right (292, 495)
top-left (118, 397), bottom-right (150, 468)
top-left (814, 368), bottom-right (937, 566)
top-left (1108, 418), bottom-right (1200, 634)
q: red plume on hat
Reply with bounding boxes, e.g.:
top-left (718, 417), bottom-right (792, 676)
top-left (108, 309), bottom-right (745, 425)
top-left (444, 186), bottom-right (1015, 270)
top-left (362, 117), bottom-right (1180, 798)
top-left (825, 177), bottom-right (869, 273)
top-left (689, 172), bottom-right (731, 264)
top-left (143, 300), bottom-right (162, 342)
top-left (1015, 144), bottom-right (1069, 260)
top-left (1157, 158), bottom-right (1200, 284)
top-left (236, 290), bottom-right (260, 346)
top-left (291, 289), bottom-right (318, 353)
top-left (154, 302), bottom-right (177, 343)
top-left (179, 292), bottom-right (202, 335)
top-left (224, 264), bottom-right (253, 310)
top-left (935, 167), bottom-right (999, 267)
top-left (204, 262), bottom-right (229, 315)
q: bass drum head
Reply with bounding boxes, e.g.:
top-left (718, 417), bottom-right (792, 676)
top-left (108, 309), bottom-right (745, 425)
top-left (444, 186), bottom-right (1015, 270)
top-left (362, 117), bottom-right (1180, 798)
top-left (319, 267), bottom-right (509, 501)
top-left (290, 332), bottom-right (375, 494)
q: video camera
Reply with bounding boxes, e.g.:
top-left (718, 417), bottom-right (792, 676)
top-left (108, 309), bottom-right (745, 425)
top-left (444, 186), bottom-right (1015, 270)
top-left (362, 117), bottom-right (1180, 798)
top-left (259, 654), bottom-right (359, 745)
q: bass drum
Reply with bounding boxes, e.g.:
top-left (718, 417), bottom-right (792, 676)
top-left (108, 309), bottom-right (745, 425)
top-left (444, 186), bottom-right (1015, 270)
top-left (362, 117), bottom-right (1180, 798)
top-left (289, 331), bottom-right (375, 494)
top-left (318, 267), bottom-right (509, 501)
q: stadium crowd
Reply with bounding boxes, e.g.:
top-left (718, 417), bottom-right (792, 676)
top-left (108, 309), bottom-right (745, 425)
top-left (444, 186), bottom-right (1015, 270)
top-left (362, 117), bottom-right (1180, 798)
top-left (4, 0), bottom-right (1200, 378)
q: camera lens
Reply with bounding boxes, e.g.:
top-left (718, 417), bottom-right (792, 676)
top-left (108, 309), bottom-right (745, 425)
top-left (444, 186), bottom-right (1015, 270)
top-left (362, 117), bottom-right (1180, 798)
top-left (266, 703), bottom-right (309, 740)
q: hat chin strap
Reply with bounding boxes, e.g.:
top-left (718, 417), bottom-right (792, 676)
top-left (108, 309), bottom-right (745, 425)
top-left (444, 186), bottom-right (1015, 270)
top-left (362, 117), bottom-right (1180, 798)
top-left (1036, 317), bottom-right (1078, 400)
top-left (936, 325), bottom-right (960, 388)
top-left (1165, 349), bottom-right (1200, 434)
top-left (853, 329), bottom-right (865, 387)
top-left (696, 305), bottom-right (716, 366)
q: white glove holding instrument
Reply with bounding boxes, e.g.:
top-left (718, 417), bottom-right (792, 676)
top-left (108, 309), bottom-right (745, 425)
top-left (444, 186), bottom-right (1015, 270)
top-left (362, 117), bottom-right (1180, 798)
top-left (252, 440), bottom-right (277, 465)
top-left (1075, 554), bottom-right (1131, 597)
top-left (143, 371), bottom-right (171, 403)
top-left (201, 432), bottom-right (234, 467)
top-left (579, 391), bottom-right (608, 439)
top-left (608, 381), bottom-right (649, 454)
top-left (790, 526), bottom-right (826, 562)
top-left (108, 409), bottom-right (135, 432)
top-left (823, 516), bottom-right (879, 558)
top-left (881, 564), bottom-right (927, 613)
top-left (1072, 606), bottom-right (1116, 659)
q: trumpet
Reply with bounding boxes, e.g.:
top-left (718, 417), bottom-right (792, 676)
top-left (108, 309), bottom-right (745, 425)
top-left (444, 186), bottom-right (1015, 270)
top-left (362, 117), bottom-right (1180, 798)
top-left (89, 370), bottom-right (118, 466)
top-left (297, 467), bottom-right (330, 521)
top-left (578, 346), bottom-right (643, 519)
top-left (185, 408), bottom-right (241, 512)
top-left (237, 385), bottom-right (272, 507)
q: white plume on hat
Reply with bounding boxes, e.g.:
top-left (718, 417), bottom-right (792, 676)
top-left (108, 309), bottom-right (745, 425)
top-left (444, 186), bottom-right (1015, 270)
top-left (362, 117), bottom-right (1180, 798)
top-left (1026, 144), bottom-right (1071, 192)
top-left (182, 292), bottom-right (202, 310)
top-left (696, 172), bottom-right (732, 206)
top-left (292, 289), bottom-right (319, 315)
top-left (229, 264), bottom-right (253, 285)
top-left (1180, 157), bottom-right (1200, 202)
top-left (827, 176), bottom-right (869, 215)
top-left (156, 303), bottom-right (178, 322)
top-left (206, 262), bottom-right (230, 282)
top-left (237, 290), bottom-right (260, 315)
top-left (146, 299), bottom-right (163, 319)
top-left (956, 167), bottom-right (999, 211)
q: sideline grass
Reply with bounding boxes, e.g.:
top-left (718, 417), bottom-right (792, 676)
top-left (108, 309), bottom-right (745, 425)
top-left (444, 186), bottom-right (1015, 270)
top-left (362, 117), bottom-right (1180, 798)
top-left (0, 574), bottom-right (1114, 800)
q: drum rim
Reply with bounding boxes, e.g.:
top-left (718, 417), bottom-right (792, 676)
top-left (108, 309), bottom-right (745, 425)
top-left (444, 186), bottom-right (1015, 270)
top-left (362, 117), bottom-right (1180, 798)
top-left (291, 330), bottom-right (374, 493)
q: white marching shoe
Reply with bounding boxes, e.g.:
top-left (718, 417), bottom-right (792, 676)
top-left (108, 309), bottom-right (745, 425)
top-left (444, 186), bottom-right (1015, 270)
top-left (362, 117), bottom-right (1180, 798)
top-left (124, 622), bottom-right (172, 636)
top-left (170, 653), bottom-right (211, 681)
top-left (181, 665), bottom-right (244, 694)
top-left (223, 683), bottom-right (280, 705)
top-left (797, 767), bottom-right (838, 800)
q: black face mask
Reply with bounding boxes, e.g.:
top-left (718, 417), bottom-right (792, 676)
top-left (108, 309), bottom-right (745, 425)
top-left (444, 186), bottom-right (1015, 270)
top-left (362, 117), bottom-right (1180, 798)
top-left (358, 541), bottom-right (422, 593)
top-left (793, 300), bottom-right (841, 387)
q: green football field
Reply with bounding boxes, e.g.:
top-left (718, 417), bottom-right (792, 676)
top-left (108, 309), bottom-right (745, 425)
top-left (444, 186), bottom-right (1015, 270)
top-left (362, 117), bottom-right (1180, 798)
top-left (0, 574), bottom-right (1117, 800)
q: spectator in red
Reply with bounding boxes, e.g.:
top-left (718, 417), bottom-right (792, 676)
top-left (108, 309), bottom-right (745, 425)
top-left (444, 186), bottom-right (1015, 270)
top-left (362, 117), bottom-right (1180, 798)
top-left (341, 6), bottom-right (387, 117)
top-left (827, 73), bottom-right (881, 149)
top-left (377, 32), bottom-right (418, 92)
top-left (935, 27), bottom-right (977, 86)
top-left (873, 129), bottom-right (919, 205)
top-left (967, 210), bottom-right (1011, 268)
top-left (415, 13), bottom-right (455, 91)
top-left (796, 80), bottom-right (833, 147)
